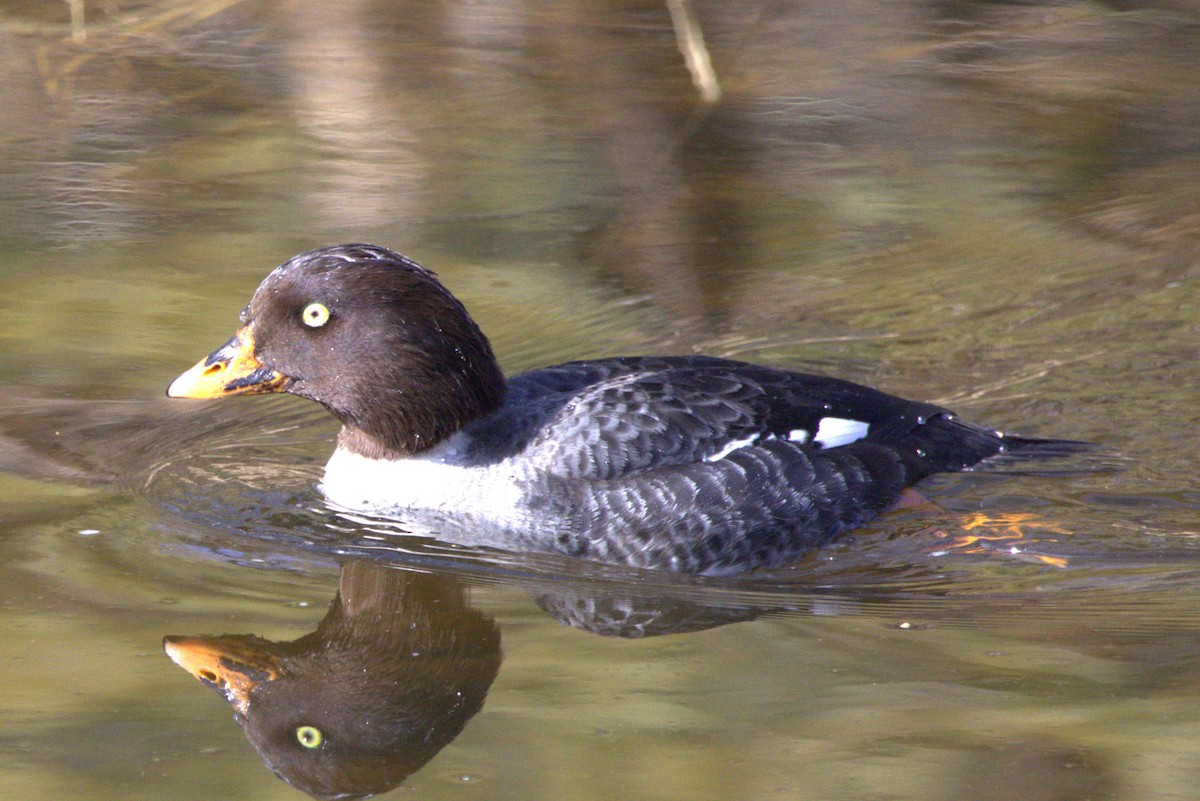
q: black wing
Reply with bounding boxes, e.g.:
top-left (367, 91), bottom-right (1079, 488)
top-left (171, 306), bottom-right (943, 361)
top-left (495, 356), bottom-right (950, 481)
top-left (459, 356), bottom-right (1083, 573)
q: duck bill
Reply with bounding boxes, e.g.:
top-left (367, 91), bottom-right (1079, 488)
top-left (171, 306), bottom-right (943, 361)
top-left (166, 326), bottom-right (288, 399)
top-left (163, 635), bottom-right (283, 716)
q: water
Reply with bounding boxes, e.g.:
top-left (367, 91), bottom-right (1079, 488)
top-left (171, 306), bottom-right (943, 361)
top-left (3, 1), bottom-right (1200, 798)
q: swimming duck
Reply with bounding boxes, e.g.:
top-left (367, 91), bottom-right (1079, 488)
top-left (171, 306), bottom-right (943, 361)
top-left (168, 244), bottom-right (1084, 574)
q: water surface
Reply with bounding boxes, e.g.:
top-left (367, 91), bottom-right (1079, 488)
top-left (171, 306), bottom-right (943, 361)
top-left (3, 1), bottom-right (1200, 799)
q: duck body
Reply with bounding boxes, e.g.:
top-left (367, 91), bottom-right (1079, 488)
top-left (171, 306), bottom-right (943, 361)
top-left (321, 355), bottom-right (1031, 573)
top-left (169, 244), bottom-right (1084, 575)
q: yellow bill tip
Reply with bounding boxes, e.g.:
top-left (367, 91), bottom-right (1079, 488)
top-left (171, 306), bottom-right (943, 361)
top-left (166, 358), bottom-right (223, 398)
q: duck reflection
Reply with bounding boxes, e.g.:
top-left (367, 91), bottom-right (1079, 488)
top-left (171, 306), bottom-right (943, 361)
top-left (164, 550), bottom-right (783, 797)
top-left (535, 588), bottom-right (759, 637)
top-left (164, 560), bottom-right (501, 800)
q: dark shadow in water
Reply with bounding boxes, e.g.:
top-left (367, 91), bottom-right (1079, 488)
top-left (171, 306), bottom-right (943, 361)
top-left (164, 560), bottom-right (501, 800)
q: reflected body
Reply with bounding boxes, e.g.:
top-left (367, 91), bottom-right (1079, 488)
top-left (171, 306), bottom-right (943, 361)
top-left (168, 244), bottom-right (1087, 574)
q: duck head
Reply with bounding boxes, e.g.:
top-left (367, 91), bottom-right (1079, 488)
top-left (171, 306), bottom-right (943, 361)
top-left (167, 244), bottom-right (505, 458)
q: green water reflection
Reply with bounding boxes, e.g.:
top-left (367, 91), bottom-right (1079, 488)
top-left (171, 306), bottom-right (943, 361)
top-left (4, 0), bottom-right (1200, 799)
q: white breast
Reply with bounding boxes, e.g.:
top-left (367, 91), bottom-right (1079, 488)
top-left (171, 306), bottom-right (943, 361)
top-left (319, 438), bottom-right (524, 523)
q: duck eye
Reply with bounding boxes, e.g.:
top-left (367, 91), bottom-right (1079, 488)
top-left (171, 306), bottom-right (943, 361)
top-left (301, 302), bottom-right (330, 328)
top-left (295, 725), bottom-right (323, 749)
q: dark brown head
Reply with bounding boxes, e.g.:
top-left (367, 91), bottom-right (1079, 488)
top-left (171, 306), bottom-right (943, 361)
top-left (167, 245), bottom-right (506, 457)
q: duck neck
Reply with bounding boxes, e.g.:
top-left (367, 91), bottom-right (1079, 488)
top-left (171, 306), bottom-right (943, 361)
top-left (332, 365), bottom-right (506, 461)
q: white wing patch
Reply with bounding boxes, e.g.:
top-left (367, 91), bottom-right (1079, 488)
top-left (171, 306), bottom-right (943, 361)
top-left (814, 417), bottom-right (870, 448)
top-left (786, 428), bottom-right (810, 444)
top-left (705, 420), bottom-right (867, 461)
top-left (705, 433), bottom-right (760, 462)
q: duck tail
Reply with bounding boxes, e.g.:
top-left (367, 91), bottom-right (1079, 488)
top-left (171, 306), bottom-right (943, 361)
top-left (995, 434), bottom-right (1097, 460)
top-left (903, 415), bottom-right (1095, 477)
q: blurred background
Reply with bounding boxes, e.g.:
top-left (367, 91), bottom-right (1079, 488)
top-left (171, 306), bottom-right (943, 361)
top-left (3, 1), bottom-right (1200, 799)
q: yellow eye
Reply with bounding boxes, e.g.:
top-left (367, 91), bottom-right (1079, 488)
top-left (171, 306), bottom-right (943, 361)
top-left (301, 302), bottom-right (330, 328)
top-left (296, 725), bottom-right (323, 749)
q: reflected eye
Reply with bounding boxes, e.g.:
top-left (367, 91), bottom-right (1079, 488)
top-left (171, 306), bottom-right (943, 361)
top-left (296, 725), bottom-right (323, 749)
top-left (301, 302), bottom-right (330, 328)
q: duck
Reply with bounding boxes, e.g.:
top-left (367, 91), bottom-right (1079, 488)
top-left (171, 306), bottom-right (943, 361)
top-left (167, 243), bottom-right (1086, 575)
